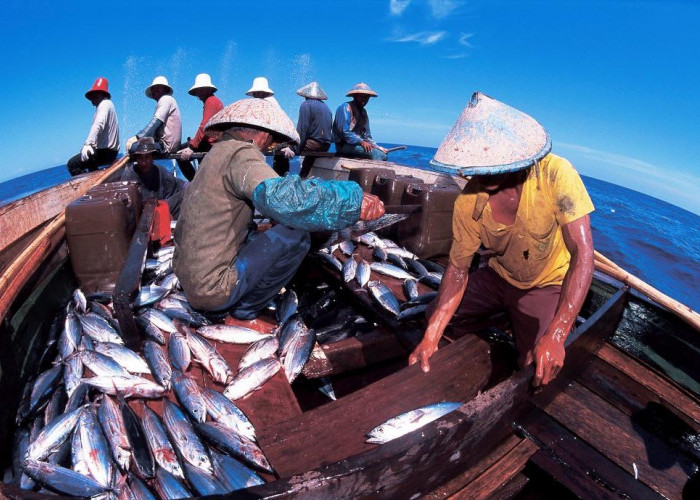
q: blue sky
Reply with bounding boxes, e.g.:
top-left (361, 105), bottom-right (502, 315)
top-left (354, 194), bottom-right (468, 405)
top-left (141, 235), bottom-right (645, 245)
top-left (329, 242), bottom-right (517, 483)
top-left (1, 0), bottom-right (699, 214)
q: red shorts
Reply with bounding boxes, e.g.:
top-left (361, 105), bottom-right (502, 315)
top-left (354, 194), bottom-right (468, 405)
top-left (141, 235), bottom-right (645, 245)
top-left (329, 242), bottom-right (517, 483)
top-left (453, 266), bottom-right (561, 365)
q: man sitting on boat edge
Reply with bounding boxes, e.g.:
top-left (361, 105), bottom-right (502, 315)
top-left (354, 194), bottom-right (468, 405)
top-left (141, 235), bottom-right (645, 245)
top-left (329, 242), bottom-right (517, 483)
top-left (409, 92), bottom-right (595, 387)
top-left (173, 98), bottom-right (384, 321)
top-left (67, 77), bottom-right (120, 176)
top-left (333, 82), bottom-right (388, 161)
top-left (120, 137), bottom-right (187, 219)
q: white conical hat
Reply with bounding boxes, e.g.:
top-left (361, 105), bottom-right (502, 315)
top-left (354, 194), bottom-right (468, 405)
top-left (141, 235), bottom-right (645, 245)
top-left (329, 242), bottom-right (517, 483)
top-left (145, 76), bottom-right (173, 99)
top-left (430, 92), bottom-right (551, 176)
top-left (205, 98), bottom-right (300, 144)
top-left (189, 73), bottom-right (217, 95)
top-left (296, 81), bottom-right (328, 100)
top-left (245, 76), bottom-right (274, 96)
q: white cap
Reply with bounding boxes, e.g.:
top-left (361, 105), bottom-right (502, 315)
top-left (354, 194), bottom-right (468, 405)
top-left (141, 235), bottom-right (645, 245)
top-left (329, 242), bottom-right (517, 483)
top-left (145, 76), bottom-right (173, 99)
top-left (246, 76), bottom-right (274, 97)
top-left (189, 73), bottom-right (218, 95)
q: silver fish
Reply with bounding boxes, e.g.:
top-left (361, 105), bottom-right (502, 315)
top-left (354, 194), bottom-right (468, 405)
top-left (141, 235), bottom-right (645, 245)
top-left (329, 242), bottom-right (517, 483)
top-left (121, 399), bottom-right (155, 480)
top-left (135, 316), bottom-right (166, 345)
top-left (97, 395), bottom-right (131, 472)
top-left (183, 462), bottom-right (228, 496)
top-left (210, 449), bottom-right (264, 491)
top-left (384, 246), bottom-right (419, 260)
top-left (129, 472), bottom-right (158, 498)
top-left (404, 278), bottom-right (419, 301)
top-left (82, 375), bottom-right (167, 399)
top-left (317, 377), bottom-right (337, 401)
top-left (224, 358), bottom-right (281, 401)
top-left (405, 258), bottom-right (430, 277)
top-left (155, 467), bottom-right (191, 499)
top-left (397, 304), bottom-right (428, 321)
top-left (366, 402), bottom-right (462, 444)
top-left (43, 385), bottom-right (66, 427)
top-left (139, 402), bottom-right (185, 480)
top-left (159, 307), bottom-right (208, 327)
top-left (138, 308), bottom-right (179, 334)
top-left (353, 231), bottom-right (386, 248)
top-left (59, 311), bottom-right (82, 360)
top-left (316, 251), bottom-right (343, 272)
top-left (169, 331), bottom-right (191, 372)
top-left (420, 273), bottom-right (442, 289)
top-left (282, 326), bottom-right (316, 384)
top-left (387, 252), bottom-right (408, 270)
top-left (195, 421), bottom-right (273, 473)
top-left (78, 312), bottom-right (124, 344)
top-left (370, 262), bottom-right (414, 281)
top-left (404, 291), bottom-right (440, 307)
top-left (144, 340), bottom-right (172, 390)
top-left (64, 354), bottom-right (84, 398)
top-left (22, 459), bottom-right (107, 497)
top-left (159, 273), bottom-right (180, 293)
top-left (80, 349), bottom-right (132, 378)
top-left (172, 370), bottom-right (207, 423)
top-left (94, 342), bottom-right (151, 374)
top-left (186, 330), bottom-right (233, 385)
top-left (343, 255), bottom-right (358, 283)
top-left (72, 408), bottom-right (113, 488)
top-left (134, 284), bottom-right (169, 307)
top-left (73, 288), bottom-right (87, 314)
top-left (276, 289), bottom-right (298, 325)
top-left (64, 383), bottom-right (89, 413)
top-left (278, 314), bottom-right (308, 358)
top-left (418, 258), bottom-right (445, 274)
top-left (162, 399), bottom-right (213, 474)
top-left (238, 336), bottom-right (279, 372)
top-left (26, 365), bottom-right (62, 421)
top-left (197, 324), bottom-right (274, 344)
top-left (373, 246), bottom-right (388, 261)
top-left (356, 259), bottom-right (371, 288)
top-left (339, 239), bottom-right (355, 256)
top-left (26, 406), bottom-right (84, 461)
top-left (368, 280), bottom-right (401, 317)
top-left (88, 300), bottom-right (114, 322)
top-left (201, 387), bottom-right (256, 441)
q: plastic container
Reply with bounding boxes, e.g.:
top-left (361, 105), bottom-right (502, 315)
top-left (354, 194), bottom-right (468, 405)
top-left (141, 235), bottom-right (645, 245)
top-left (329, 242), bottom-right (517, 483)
top-left (372, 174), bottom-right (424, 206)
top-left (65, 196), bottom-right (134, 294)
top-left (87, 181), bottom-right (142, 233)
top-left (347, 167), bottom-right (396, 194)
top-left (397, 184), bottom-right (461, 259)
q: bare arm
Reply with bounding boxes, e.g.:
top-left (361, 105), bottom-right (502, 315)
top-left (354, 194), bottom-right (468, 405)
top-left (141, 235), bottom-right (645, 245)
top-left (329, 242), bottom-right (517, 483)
top-left (529, 214), bottom-right (594, 386)
top-left (408, 261), bottom-right (471, 372)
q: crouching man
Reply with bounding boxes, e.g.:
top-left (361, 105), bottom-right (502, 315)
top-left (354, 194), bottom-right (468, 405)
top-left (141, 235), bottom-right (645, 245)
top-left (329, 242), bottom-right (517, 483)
top-left (173, 98), bottom-right (384, 320)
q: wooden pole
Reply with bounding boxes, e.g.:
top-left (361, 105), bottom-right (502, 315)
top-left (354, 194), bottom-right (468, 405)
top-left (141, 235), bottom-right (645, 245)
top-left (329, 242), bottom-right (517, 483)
top-left (594, 250), bottom-right (700, 332)
top-left (0, 156), bottom-right (130, 323)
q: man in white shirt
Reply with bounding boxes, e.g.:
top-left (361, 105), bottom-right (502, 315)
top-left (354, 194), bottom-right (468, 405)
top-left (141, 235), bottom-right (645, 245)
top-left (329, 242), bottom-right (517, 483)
top-left (125, 76), bottom-right (182, 155)
top-left (67, 77), bottom-right (120, 176)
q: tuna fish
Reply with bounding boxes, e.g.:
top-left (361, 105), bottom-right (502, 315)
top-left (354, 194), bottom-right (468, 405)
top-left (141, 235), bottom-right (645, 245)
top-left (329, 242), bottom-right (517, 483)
top-left (22, 459), bottom-right (108, 498)
top-left (343, 255), bottom-right (358, 283)
top-left (162, 399), bottom-right (212, 474)
top-left (82, 375), bottom-right (167, 399)
top-left (196, 324), bottom-right (274, 344)
top-left (172, 370), bottom-right (207, 423)
top-left (201, 387), bottom-right (256, 441)
top-left (195, 421), bottom-right (273, 473)
top-left (97, 395), bottom-right (131, 472)
top-left (26, 406), bottom-right (84, 461)
top-left (94, 342), bottom-right (151, 374)
top-left (238, 336), bottom-right (279, 372)
top-left (356, 259), bottom-right (371, 288)
top-left (368, 280), bottom-right (401, 317)
top-left (366, 402), bottom-right (462, 444)
top-left (370, 262), bottom-right (415, 281)
top-left (78, 312), bottom-right (124, 344)
top-left (186, 330), bottom-right (233, 385)
top-left (210, 449), bottom-right (264, 491)
top-left (223, 358), bottom-right (281, 401)
top-left (144, 340), bottom-right (172, 391)
top-left (168, 331), bottom-right (191, 372)
top-left (139, 402), bottom-right (185, 480)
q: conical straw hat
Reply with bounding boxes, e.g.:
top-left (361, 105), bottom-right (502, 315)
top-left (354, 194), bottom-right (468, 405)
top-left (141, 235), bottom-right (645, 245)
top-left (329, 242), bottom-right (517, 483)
top-left (430, 92), bottom-right (551, 176)
top-left (205, 98), bottom-right (300, 144)
top-left (296, 81), bottom-right (328, 100)
top-left (346, 82), bottom-right (377, 97)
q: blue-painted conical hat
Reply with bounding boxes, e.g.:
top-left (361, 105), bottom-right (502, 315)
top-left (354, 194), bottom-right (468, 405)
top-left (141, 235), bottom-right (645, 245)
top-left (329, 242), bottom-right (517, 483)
top-left (430, 92), bottom-right (551, 176)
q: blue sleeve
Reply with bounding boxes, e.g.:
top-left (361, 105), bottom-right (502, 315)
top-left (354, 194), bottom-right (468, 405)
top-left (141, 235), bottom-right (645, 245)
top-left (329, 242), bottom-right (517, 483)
top-left (137, 117), bottom-right (163, 138)
top-left (333, 103), bottom-right (363, 145)
top-left (252, 175), bottom-right (363, 231)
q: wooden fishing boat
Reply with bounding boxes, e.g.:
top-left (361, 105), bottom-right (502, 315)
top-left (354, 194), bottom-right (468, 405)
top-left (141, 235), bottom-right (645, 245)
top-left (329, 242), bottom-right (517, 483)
top-left (0, 154), bottom-right (699, 499)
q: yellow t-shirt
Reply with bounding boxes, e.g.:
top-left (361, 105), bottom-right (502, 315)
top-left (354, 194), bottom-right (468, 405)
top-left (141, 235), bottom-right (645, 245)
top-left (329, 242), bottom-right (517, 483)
top-left (449, 154), bottom-right (594, 289)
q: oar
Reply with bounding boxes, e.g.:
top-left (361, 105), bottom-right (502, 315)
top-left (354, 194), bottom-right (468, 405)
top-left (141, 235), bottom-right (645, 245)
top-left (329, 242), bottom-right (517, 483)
top-left (594, 250), bottom-right (700, 332)
top-left (381, 146), bottom-right (407, 154)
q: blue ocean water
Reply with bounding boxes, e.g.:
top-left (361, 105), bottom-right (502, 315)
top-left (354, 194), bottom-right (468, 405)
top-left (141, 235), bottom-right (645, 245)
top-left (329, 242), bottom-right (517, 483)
top-left (1, 145), bottom-right (698, 313)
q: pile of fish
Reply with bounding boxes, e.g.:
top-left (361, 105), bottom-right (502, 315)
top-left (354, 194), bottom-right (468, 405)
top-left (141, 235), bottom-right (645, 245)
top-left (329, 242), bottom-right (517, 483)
top-left (7, 245), bottom-right (323, 498)
top-left (316, 232), bottom-right (444, 321)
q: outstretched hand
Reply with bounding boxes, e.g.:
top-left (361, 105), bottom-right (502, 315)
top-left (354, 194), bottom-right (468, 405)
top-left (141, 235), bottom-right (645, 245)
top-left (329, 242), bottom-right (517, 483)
top-left (360, 192), bottom-right (385, 221)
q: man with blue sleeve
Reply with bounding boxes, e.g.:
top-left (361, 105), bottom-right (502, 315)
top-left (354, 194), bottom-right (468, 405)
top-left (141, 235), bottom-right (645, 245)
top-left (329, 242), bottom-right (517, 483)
top-left (333, 82), bottom-right (388, 161)
top-left (295, 81), bottom-right (333, 177)
top-left (173, 98), bottom-right (384, 320)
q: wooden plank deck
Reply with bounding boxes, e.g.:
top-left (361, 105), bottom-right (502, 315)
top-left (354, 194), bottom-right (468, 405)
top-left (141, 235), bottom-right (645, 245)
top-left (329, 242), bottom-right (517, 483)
top-left (257, 333), bottom-right (492, 478)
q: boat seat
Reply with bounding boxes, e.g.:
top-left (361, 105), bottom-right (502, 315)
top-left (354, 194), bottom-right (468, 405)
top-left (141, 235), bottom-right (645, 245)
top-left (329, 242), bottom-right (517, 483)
top-left (257, 332), bottom-right (493, 478)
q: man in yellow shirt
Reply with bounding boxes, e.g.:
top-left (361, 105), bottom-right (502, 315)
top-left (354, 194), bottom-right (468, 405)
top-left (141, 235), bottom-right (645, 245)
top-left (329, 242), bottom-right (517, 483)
top-left (409, 92), bottom-right (595, 387)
